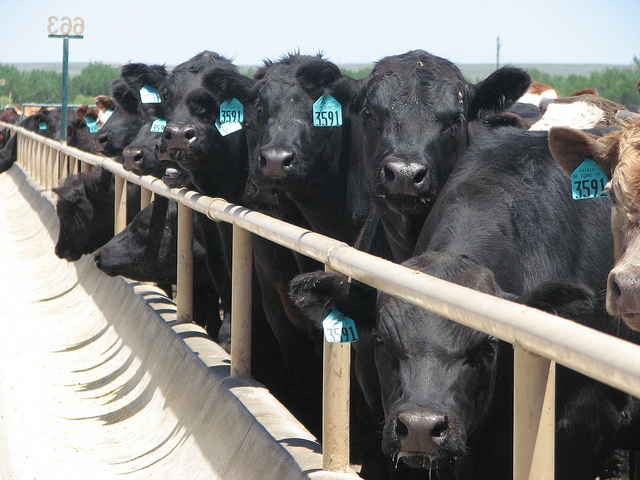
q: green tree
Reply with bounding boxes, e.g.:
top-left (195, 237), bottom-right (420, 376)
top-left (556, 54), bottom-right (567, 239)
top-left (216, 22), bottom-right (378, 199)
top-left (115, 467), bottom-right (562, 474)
top-left (0, 65), bottom-right (22, 104)
top-left (69, 62), bottom-right (119, 100)
top-left (20, 70), bottom-right (62, 103)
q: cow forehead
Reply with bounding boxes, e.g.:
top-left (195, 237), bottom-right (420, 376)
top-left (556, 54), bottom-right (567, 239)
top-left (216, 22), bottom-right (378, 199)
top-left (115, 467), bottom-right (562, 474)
top-left (378, 297), bottom-right (486, 357)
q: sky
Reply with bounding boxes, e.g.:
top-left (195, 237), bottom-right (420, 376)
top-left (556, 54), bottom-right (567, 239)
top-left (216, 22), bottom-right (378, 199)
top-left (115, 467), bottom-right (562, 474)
top-left (1, 0), bottom-right (639, 68)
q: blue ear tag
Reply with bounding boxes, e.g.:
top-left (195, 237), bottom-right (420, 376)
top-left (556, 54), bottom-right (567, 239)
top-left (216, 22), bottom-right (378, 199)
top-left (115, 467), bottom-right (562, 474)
top-left (322, 308), bottom-right (358, 343)
top-left (140, 85), bottom-right (162, 104)
top-left (571, 159), bottom-right (608, 200)
top-left (150, 119), bottom-right (167, 133)
top-left (39, 121), bottom-right (47, 130)
top-left (219, 98), bottom-right (244, 124)
top-left (86, 118), bottom-right (99, 133)
top-left (313, 95), bottom-right (342, 127)
top-left (215, 118), bottom-right (242, 136)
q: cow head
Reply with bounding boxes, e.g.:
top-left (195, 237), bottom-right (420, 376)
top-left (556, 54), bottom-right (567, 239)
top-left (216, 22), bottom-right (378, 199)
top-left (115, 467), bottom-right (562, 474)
top-left (94, 197), bottom-right (176, 282)
top-left (549, 118), bottom-right (640, 330)
top-left (157, 51), bottom-right (247, 196)
top-left (118, 63), bottom-right (169, 176)
top-left (289, 253), bottom-right (598, 472)
top-left (94, 78), bottom-right (142, 157)
top-left (349, 51), bottom-right (531, 219)
top-left (53, 168), bottom-right (114, 261)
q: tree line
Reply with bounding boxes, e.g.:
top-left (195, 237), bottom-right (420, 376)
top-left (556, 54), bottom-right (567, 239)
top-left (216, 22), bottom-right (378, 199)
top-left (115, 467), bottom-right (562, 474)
top-left (1, 59), bottom-right (639, 108)
top-left (0, 62), bottom-right (120, 106)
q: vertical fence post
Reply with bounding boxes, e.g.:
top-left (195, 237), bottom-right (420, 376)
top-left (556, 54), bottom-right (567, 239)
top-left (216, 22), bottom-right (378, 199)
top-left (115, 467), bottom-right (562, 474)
top-left (513, 345), bottom-right (555, 480)
top-left (114, 176), bottom-right (127, 234)
top-left (177, 203), bottom-right (194, 324)
top-left (231, 224), bottom-right (252, 378)
top-left (140, 187), bottom-right (153, 210)
top-left (322, 266), bottom-right (351, 472)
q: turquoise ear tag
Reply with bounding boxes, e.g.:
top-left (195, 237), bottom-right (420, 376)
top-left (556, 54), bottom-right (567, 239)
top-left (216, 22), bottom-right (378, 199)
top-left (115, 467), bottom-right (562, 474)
top-left (140, 85), bottom-right (161, 104)
top-left (313, 95), bottom-right (342, 127)
top-left (219, 98), bottom-right (244, 124)
top-left (322, 308), bottom-right (358, 343)
top-left (86, 118), bottom-right (99, 133)
top-left (103, 109), bottom-right (114, 122)
top-left (571, 159), bottom-right (608, 200)
top-left (150, 119), bottom-right (166, 133)
top-left (39, 122), bottom-right (47, 130)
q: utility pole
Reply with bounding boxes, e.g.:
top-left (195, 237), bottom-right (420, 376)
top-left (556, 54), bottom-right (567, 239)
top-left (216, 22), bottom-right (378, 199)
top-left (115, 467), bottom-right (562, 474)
top-left (496, 36), bottom-right (501, 70)
top-left (47, 16), bottom-right (84, 142)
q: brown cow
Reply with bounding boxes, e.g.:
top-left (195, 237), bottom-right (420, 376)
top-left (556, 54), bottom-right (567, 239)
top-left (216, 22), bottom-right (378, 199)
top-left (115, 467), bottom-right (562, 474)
top-left (549, 115), bottom-right (640, 330)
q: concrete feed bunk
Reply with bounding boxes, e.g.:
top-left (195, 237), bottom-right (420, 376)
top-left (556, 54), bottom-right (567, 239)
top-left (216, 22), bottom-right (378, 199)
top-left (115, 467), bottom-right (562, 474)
top-left (0, 164), bottom-right (358, 480)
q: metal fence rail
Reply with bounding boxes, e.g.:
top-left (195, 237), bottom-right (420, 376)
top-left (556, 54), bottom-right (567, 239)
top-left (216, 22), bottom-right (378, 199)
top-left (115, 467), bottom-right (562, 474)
top-left (6, 121), bottom-right (640, 479)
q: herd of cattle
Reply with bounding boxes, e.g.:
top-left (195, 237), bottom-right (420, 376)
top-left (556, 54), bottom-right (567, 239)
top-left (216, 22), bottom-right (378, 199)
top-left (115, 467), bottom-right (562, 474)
top-left (3, 49), bottom-right (640, 479)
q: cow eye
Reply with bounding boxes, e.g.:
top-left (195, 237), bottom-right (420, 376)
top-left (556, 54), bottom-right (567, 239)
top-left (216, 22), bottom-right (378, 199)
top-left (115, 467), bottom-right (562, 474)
top-left (374, 335), bottom-right (385, 347)
top-left (442, 114), bottom-right (464, 134)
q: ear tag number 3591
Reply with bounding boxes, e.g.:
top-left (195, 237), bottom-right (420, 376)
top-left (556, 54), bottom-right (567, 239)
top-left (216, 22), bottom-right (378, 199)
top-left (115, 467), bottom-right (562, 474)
top-left (322, 308), bottom-right (358, 343)
top-left (140, 85), bottom-right (161, 104)
top-left (219, 98), bottom-right (244, 124)
top-left (571, 159), bottom-right (608, 200)
top-left (313, 95), bottom-right (342, 127)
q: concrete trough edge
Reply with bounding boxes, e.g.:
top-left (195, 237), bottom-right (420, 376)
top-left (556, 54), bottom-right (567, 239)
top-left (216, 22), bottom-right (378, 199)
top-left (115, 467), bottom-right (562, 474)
top-left (8, 164), bottom-right (362, 480)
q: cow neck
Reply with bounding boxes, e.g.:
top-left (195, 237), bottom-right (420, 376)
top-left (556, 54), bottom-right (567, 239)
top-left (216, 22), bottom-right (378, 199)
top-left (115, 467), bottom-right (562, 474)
top-left (287, 117), bottom-right (370, 245)
top-left (374, 198), bottom-right (428, 263)
top-left (188, 132), bottom-right (247, 205)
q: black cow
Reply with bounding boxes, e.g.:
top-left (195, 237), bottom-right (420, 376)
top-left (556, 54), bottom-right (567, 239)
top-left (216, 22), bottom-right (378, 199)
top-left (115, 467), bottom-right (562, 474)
top-left (93, 197), bottom-right (226, 345)
top-left (0, 108), bottom-right (65, 173)
top-left (157, 51), bottom-right (290, 407)
top-left (202, 53), bottom-right (371, 244)
top-left (53, 166), bottom-right (140, 261)
top-left (290, 126), bottom-right (623, 479)
top-left (116, 63), bottom-right (171, 178)
top-left (93, 77), bottom-right (143, 158)
top-left (343, 51), bottom-right (530, 262)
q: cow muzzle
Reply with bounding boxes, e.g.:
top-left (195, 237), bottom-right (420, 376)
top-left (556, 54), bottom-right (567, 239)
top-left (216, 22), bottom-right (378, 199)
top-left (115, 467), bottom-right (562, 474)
top-left (163, 123), bottom-right (197, 151)
top-left (384, 409), bottom-right (464, 469)
top-left (607, 264), bottom-right (640, 330)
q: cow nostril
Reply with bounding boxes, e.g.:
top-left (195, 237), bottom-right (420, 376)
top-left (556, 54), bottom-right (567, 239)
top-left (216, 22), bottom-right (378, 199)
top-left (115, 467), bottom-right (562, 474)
top-left (134, 152), bottom-right (144, 164)
top-left (184, 128), bottom-right (196, 141)
top-left (395, 417), bottom-right (409, 439)
top-left (609, 276), bottom-right (622, 301)
top-left (413, 168), bottom-right (427, 185)
top-left (384, 165), bottom-right (395, 182)
top-left (431, 416), bottom-right (449, 439)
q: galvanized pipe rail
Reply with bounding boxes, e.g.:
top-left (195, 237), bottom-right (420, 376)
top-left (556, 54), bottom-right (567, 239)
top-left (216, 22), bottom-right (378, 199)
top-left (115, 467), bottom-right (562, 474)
top-left (7, 121), bottom-right (640, 479)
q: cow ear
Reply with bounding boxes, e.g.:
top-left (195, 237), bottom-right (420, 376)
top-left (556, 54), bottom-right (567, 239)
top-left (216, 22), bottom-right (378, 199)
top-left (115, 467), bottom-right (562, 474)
top-left (94, 95), bottom-right (116, 112)
top-left (201, 67), bottom-right (256, 104)
top-left (110, 78), bottom-right (139, 114)
top-left (289, 272), bottom-right (377, 331)
top-left (548, 126), bottom-right (617, 177)
top-left (53, 183), bottom-right (83, 203)
top-left (517, 280), bottom-right (597, 321)
top-left (296, 59), bottom-right (343, 99)
top-left (120, 63), bottom-right (168, 92)
top-left (468, 67), bottom-right (532, 119)
top-left (328, 75), bottom-right (363, 113)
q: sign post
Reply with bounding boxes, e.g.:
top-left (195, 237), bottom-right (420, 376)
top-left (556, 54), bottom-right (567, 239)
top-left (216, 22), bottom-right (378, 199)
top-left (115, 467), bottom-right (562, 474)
top-left (47, 16), bottom-right (84, 142)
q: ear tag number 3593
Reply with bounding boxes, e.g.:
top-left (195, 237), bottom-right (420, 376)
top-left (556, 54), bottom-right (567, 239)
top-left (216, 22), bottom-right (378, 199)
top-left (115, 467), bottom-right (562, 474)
top-left (322, 308), bottom-right (358, 343)
top-left (571, 159), bottom-right (608, 200)
top-left (313, 95), bottom-right (342, 127)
